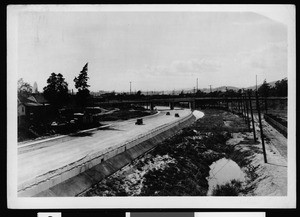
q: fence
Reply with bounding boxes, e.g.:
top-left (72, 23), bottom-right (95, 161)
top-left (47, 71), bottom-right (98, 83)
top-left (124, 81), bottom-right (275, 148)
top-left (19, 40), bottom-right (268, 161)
top-left (222, 93), bottom-right (287, 163)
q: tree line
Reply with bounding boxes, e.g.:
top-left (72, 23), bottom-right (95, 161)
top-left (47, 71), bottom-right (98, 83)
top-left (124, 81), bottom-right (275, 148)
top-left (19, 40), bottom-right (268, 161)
top-left (18, 63), bottom-right (90, 108)
top-left (18, 71), bottom-right (287, 107)
top-left (96, 78), bottom-right (287, 101)
top-left (257, 78), bottom-right (287, 97)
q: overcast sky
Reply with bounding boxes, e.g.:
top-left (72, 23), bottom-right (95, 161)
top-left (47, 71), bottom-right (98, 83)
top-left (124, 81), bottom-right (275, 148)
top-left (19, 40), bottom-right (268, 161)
top-left (16, 8), bottom-right (288, 92)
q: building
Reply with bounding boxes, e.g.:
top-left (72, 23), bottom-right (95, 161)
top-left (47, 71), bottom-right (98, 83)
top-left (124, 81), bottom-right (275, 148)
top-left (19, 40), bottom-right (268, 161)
top-left (18, 94), bottom-right (50, 127)
top-left (33, 81), bottom-right (38, 93)
top-left (27, 93), bottom-right (49, 106)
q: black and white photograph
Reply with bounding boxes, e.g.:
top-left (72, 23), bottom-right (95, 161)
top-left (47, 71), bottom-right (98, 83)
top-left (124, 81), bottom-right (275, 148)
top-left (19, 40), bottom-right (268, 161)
top-left (7, 4), bottom-right (296, 208)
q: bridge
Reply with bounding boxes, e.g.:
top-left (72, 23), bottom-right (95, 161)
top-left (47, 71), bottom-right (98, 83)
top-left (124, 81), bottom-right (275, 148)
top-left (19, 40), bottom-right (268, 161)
top-left (93, 96), bottom-right (287, 111)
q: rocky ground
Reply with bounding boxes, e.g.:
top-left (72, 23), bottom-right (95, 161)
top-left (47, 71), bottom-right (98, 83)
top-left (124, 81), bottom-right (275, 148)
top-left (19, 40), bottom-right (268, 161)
top-left (82, 109), bottom-right (287, 196)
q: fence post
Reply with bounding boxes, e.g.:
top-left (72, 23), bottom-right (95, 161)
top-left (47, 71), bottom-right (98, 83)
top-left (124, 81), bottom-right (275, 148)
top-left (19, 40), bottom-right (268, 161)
top-left (265, 97), bottom-right (268, 114)
top-left (242, 95), bottom-right (246, 119)
top-left (238, 97), bottom-right (241, 114)
top-left (248, 91), bottom-right (257, 142)
top-left (245, 93), bottom-right (251, 131)
top-left (226, 98), bottom-right (229, 111)
top-left (256, 91), bottom-right (267, 163)
top-left (242, 94), bottom-right (247, 121)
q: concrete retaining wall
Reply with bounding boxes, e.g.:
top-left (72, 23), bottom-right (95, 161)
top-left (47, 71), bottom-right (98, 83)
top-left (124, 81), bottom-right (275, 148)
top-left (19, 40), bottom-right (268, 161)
top-left (18, 113), bottom-right (196, 197)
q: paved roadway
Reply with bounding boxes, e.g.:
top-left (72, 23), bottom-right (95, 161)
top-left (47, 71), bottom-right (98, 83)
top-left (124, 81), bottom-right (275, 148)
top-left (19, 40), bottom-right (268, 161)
top-left (18, 107), bottom-right (192, 188)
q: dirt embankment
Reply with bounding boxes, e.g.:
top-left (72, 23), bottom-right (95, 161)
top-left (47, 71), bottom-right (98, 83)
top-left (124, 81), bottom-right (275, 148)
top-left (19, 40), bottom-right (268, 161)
top-left (82, 109), bottom-right (287, 196)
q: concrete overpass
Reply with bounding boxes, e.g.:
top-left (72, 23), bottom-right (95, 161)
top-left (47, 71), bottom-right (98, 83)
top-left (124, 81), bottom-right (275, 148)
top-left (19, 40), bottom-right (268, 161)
top-left (94, 97), bottom-right (287, 111)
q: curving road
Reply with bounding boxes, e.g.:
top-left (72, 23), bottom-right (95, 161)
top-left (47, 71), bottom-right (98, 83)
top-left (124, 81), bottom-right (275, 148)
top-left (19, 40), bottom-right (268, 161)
top-left (18, 107), bottom-right (192, 190)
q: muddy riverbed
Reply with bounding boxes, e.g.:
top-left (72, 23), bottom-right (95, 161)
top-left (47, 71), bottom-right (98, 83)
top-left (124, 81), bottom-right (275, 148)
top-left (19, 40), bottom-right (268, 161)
top-left (81, 109), bottom-right (287, 196)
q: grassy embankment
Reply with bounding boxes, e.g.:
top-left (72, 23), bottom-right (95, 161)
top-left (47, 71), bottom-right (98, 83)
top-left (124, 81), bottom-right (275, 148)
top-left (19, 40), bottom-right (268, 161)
top-left (83, 109), bottom-right (261, 196)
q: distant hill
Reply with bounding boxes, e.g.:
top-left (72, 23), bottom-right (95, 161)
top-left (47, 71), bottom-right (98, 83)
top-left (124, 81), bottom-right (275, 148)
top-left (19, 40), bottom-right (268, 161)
top-left (163, 77), bottom-right (287, 94)
top-left (246, 77), bottom-right (287, 90)
top-left (210, 86), bottom-right (240, 92)
top-left (93, 77), bottom-right (287, 95)
top-left (90, 90), bottom-right (110, 96)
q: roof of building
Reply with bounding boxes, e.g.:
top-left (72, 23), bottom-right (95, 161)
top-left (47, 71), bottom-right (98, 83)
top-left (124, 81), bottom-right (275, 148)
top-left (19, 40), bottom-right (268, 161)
top-left (18, 95), bottom-right (44, 107)
top-left (28, 93), bottom-right (49, 104)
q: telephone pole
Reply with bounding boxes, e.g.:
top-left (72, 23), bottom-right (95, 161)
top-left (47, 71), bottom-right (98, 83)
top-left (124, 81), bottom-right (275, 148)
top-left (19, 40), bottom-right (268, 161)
top-left (130, 81), bottom-right (132, 95)
top-left (256, 75), bottom-right (257, 91)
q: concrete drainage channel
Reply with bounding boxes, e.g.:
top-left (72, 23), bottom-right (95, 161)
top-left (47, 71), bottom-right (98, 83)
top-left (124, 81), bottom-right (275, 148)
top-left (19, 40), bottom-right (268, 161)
top-left (18, 112), bottom-right (197, 197)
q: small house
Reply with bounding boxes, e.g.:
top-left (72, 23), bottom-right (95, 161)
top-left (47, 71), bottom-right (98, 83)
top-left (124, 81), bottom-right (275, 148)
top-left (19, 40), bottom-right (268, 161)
top-left (18, 95), bottom-right (50, 126)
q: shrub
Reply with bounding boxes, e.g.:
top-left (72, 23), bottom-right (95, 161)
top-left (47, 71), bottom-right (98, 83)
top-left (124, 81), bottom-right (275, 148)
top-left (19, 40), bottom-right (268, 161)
top-left (212, 179), bottom-right (243, 196)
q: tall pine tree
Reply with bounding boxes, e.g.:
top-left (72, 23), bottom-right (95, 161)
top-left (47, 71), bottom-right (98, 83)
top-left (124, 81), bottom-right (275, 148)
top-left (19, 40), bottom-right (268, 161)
top-left (74, 63), bottom-right (90, 107)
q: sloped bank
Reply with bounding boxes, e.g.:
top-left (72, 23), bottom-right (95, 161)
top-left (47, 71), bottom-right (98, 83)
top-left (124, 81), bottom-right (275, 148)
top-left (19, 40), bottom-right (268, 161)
top-left (34, 111), bottom-right (199, 197)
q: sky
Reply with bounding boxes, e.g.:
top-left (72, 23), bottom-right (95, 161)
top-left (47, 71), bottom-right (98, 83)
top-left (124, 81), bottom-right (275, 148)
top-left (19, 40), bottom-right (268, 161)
top-left (16, 7), bottom-right (289, 93)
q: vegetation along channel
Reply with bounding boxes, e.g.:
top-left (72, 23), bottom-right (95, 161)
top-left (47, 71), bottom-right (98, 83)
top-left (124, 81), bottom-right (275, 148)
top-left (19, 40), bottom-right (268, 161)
top-left (81, 109), bottom-right (263, 196)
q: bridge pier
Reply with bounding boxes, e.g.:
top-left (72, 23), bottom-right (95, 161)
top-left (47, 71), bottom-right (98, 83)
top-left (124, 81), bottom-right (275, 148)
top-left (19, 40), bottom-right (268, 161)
top-left (150, 102), bottom-right (155, 110)
top-left (169, 102), bottom-right (174, 110)
top-left (189, 101), bottom-right (195, 111)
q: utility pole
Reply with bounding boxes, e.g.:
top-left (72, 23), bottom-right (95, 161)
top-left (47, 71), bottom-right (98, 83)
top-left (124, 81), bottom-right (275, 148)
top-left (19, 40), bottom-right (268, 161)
top-left (196, 78), bottom-right (198, 92)
top-left (130, 81), bottom-right (132, 95)
top-left (256, 90), bottom-right (267, 163)
top-left (244, 92), bottom-right (251, 131)
top-left (209, 85), bottom-right (212, 93)
top-left (248, 90), bottom-right (257, 142)
top-left (256, 75), bottom-right (258, 91)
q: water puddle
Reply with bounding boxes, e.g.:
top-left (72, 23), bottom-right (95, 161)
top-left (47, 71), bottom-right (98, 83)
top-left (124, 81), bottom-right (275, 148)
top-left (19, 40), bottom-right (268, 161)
top-left (206, 157), bottom-right (245, 196)
top-left (193, 110), bottom-right (205, 120)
